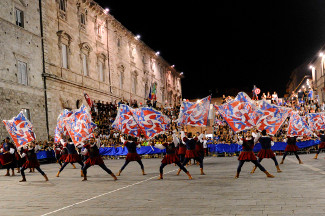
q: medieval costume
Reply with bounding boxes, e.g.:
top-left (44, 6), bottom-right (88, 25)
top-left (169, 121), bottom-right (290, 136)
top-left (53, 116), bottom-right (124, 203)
top-left (116, 136), bottom-right (145, 176)
top-left (280, 135), bottom-right (303, 164)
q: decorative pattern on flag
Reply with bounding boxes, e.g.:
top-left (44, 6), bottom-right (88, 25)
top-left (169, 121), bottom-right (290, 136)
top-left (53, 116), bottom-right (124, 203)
top-left (233, 92), bottom-right (252, 103)
top-left (256, 101), bottom-right (291, 135)
top-left (3, 112), bottom-right (36, 147)
top-left (54, 109), bottom-right (73, 143)
top-left (216, 101), bottom-right (259, 132)
top-left (112, 104), bottom-right (142, 138)
top-left (287, 112), bottom-right (313, 136)
top-left (84, 93), bottom-right (93, 108)
top-left (177, 95), bottom-right (211, 126)
top-left (307, 113), bottom-right (325, 131)
top-left (64, 105), bottom-right (97, 145)
top-left (134, 107), bottom-right (170, 139)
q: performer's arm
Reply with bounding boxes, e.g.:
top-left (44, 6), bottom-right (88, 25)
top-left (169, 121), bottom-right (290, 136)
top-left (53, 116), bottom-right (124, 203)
top-left (154, 144), bottom-right (166, 150)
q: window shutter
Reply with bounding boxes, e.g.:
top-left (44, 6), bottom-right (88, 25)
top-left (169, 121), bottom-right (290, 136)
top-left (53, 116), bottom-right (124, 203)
top-left (99, 61), bottom-right (104, 81)
top-left (62, 44), bottom-right (68, 68)
top-left (82, 53), bottom-right (88, 76)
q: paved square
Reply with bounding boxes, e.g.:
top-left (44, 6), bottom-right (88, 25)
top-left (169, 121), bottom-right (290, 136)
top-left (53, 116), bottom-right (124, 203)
top-left (1, 153), bottom-right (325, 216)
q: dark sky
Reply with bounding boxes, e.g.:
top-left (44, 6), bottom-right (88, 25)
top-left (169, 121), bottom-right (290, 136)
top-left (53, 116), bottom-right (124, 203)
top-left (97, 0), bottom-right (325, 99)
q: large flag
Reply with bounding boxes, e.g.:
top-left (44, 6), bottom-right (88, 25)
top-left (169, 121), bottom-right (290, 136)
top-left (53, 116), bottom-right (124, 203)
top-left (216, 101), bottom-right (259, 132)
top-left (307, 113), bottom-right (325, 131)
top-left (84, 93), bottom-right (93, 108)
top-left (3, 112), bottom-right (36, 147)
top-left (112, 104), bottom-right (142, 138)
top-left (256, 100), bottom-right (291, 135)
top-left (177, 95), bottom-right (211, 126)
top-left (287, 112), bottom-right (313, 136)
top-left (54, 109), bottom-right (73, 143)
top-left (148, 83), bottom-right (157, 100)
top-left (112, 105), bottom-right (170, 139)
top-left (63, 104), bottom-right (97, 145)
top-left (233, 92), bottom-right (252, 103)
top-left (134, 107), bottom-right (170, 139)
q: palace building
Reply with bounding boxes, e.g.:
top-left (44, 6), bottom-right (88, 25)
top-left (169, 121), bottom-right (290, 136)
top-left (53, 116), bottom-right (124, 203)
top-left (0, 0), bottom-right (182, 140)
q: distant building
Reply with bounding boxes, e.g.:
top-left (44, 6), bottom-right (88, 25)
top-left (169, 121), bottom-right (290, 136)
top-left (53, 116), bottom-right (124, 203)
top-left (286, 62), bottom-right (312, 99)
top-left (0, 0), bottom-right (182, 140)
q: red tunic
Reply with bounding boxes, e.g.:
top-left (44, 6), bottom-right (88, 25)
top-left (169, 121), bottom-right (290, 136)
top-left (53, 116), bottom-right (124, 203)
top-left (124, 141), bottom-right (141, 161)
top-left (22, 148), bottom-right (40, 168)
top-left (257, 136), bottom-right (275, 158)
top-left (161, 143), bottom-right (180, 164)
top-left (183, 137), bottom-right (200, 159)
top-left (285, 137), bottom-right (299, 152)
top-left (238, 139), bottom-right (257, 161)
top-left (84, 144), bottom-right (104, 166)
top-left (178, 143), bottom-right (186, 155)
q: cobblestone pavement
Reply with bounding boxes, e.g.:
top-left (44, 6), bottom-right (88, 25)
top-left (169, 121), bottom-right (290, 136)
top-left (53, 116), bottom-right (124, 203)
top-left (1, 153), bottom-right (325, 216)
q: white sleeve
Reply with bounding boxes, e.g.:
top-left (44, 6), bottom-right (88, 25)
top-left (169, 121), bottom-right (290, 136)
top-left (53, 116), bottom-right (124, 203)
top-left (254, 134), bottom-right (261, 144)
top-left (154, 144), bottom-right (166, 150)
top-left (271, 141), bottom-right (274, 146)
top-left (238, 138), bottom-right (243, 145)
top-left (96, 139), bottom-right (101, 148)
top-left (172, 134), bottom-right (179, 147)
top-left (198, 133), bottom-right (204, 142)
top-left (297, 136), bottom-right (303, 140)
top-left (203, 140), bottom-right (208, 148)
top-left (121, 137), bottom-right (125, 143)
top-left (0, 148), bottom-right (3, 153)
top-left (181, 131), bottom-right (185, 141)
top-left (9, 148), bottom-right (15, 154)
top-left (81, 148), bottom-right (88, 155)
top-left (21, 153), bottom-right (26, 158)
top-left (283, 138), bottom-right (287, 143)
top-left (34, 145), bottom-right (40, 152)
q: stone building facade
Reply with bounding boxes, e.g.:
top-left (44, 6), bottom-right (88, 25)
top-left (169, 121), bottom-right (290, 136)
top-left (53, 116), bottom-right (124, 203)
top-left (42, 0), bottom-right (182, 137)
top-left (0, 0), bottom-right (48, 140)
top-left (0, 0), bottom-right (182, 140)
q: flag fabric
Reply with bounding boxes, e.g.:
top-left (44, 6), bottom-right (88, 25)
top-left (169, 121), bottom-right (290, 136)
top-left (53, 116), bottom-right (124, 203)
top-left (112, 104), bottom-right (142, 138)
top-left (63, 104), bottom-right (97, 145)
top-left (307, 113), bottom-right (325, 131)
top-left (256, 100), bottom-right (291, 135)
top-left (112, 104), bottom-right (171, 139)
top-left (134, 107), bottom-right (170, 139)
top-left (84, 93), bottom-right (93, 108)
top-left (216, 101), bottom-right (259, 132)
top-left (54, 109), bottom-right (73, 143)
top-left (287, 112), bottom-right (313, 136)
top-left (177, 95), bottom-right (211, 126)
top-left (3, 112), bottom-right (36, 147)
top-left (233, 92), bottom-right (252, 103)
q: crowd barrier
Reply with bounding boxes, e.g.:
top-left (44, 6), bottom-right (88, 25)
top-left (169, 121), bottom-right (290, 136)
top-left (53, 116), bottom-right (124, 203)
top-left (35, 140), bottom-right (321, 159)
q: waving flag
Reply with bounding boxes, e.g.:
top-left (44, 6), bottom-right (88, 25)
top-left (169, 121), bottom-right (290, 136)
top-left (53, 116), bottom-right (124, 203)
top-left (84, 93), bottom-right (93, 108)
top-left (54, 109), bottom-right (73, 143)
top-left (134, 107), bottom-right (170, 139)
top-left (64, 104), bottom-right (97, 145)
top-left (112, 104), bottom-right (142, 138)
top-left (287, 112), bottom-right (313, 136)
top-left (177, 95), bottom-right (211, 126)
top-left (233, 92), bottom-right (252, 103)
top-left (217, 101), bottom-right (259, 132)
top-left (307, 113), bottom-right (325, 131)
top-left (256, 101), bottom-right (291, 135)
top-left (3, 112), bottom-right (36, 147)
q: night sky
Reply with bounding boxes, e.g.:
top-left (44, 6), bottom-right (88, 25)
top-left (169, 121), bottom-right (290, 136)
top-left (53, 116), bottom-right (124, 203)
top-left (97, 0), bottom-right (325, 99)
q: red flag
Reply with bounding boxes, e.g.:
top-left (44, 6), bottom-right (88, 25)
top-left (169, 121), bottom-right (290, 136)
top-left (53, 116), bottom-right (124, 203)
top-left (84, 93), bottom-right (93, 108)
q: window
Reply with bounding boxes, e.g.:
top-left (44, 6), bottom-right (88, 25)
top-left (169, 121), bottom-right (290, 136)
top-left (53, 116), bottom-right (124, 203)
top-left (21, 108), bottom-right (30, 121)
top-left (82, 53), bottom-right (88, 76)
top-left (18, 60), bottom-right (28, 85)
top-left (62, 44), bottom-right (68, 69)
top-left (59, 0), bottom-right (66, 12)
top-left (99, 61), bottom-right (104, 82)
top-left (15, 8), bottom-right (24, 27)
top-left (59, 0), bottom-right (66, 20)
top-left (80, 13), bottom-right (86, 28)
top-left (97, 24), bottom-right (102, 38)
top-left (132, 73), bottom-right (137, 94)
top-left (117, 38), bottom-right (121, 47)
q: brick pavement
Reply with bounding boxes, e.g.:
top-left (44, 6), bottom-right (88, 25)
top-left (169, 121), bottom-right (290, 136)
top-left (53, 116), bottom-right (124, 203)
top-left (1, 153), bottom-right (325, 216)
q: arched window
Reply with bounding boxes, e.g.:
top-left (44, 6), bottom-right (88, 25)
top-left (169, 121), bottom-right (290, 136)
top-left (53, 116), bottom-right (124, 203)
top-left (57, 31), bottom-right (72, 70)
top-left (80, 13), bottom-right (86, 28)
top-left (131, 71), bottom-right (138, 94)
top-left (79, 42), bottom-right (92, 76)
top-left (59, 0), bottom-right (66, 11)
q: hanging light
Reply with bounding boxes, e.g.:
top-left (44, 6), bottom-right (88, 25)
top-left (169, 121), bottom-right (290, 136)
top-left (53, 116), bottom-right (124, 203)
top-left (135, 35), bottom-right (141, 40)
top-left (155, 51), bottom-right (160, 56)
top-left (104, 8), bottom-right (109, 14)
